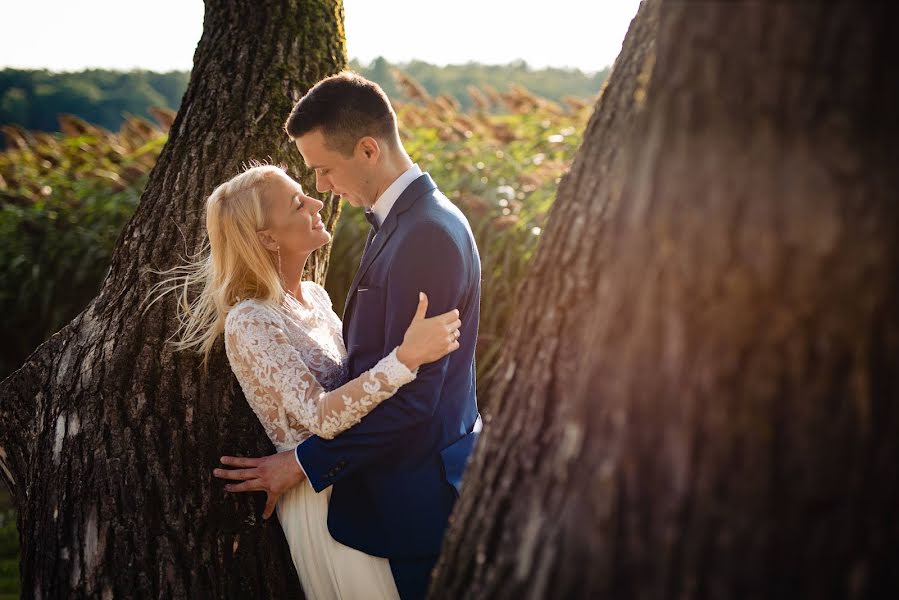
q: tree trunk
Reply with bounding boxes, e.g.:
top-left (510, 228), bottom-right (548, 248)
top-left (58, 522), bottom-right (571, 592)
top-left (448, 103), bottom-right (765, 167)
top-left (0, 1), bottom-right (346, 596)
top-left (431, 1), bottom-right (899, 598)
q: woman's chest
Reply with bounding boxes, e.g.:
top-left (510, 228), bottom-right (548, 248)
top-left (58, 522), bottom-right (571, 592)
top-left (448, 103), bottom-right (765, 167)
top-left (280, 308), bottom-right (348, 390)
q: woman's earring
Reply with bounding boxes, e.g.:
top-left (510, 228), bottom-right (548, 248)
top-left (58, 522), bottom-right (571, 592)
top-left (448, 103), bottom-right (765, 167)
top-left (276, 246), bottom-right (284, 282)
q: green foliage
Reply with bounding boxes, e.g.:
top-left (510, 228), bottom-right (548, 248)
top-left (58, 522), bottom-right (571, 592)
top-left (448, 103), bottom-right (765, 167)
top-left (0, 115), bottom-right (167, 377)
top-left (0, 69), bottom-right (188, 135)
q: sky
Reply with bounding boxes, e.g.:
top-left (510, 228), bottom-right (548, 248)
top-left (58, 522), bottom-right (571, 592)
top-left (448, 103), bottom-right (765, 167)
top-left (2, 1), bottom-right (641, 73)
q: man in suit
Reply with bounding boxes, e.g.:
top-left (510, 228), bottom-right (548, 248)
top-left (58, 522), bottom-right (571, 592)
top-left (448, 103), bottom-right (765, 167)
top-left (215, 72), bottom-right (481, 599)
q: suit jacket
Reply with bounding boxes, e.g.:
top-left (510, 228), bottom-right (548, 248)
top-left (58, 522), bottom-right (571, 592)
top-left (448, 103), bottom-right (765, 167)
top-left (295, 173), bottom-right (482, 558)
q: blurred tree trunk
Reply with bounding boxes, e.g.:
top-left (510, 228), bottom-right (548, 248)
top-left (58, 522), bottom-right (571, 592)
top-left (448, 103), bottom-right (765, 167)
top-left (0, 0), bottom-right (346, 597)
top-left (431, 1), bottom-right (899, 598)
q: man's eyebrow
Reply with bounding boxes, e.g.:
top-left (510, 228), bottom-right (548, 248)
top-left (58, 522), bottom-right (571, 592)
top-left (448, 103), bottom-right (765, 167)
top-left (306, 163), bottom-right (326, 170)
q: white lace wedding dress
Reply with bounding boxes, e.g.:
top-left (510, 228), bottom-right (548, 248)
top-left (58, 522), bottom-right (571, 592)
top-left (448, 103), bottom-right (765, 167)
top-left (224, 281), bottom-right (407, 600)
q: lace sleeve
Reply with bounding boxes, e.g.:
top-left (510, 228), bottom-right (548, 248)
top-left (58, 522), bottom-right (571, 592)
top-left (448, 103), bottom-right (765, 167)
top-left (224, 303), bottom-right (417, 441)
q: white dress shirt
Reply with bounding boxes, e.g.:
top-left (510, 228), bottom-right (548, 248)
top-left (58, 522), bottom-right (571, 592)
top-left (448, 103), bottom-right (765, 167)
top-left (370, 163), bottom-right (422, 227)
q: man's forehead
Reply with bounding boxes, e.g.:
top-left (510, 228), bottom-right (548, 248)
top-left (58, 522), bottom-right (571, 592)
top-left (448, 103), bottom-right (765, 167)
top-left (295, 128), bottom-right (327, 147)
top-left (294, 136), bottom-right (327, 168)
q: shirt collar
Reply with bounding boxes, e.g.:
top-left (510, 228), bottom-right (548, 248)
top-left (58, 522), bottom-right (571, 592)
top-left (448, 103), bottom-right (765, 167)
top-left (370, 163), bottom-right (422, 226)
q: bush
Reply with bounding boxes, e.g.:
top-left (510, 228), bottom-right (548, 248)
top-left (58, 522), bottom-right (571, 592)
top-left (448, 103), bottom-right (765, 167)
top-left (0, 114), bottom-right (167, 378)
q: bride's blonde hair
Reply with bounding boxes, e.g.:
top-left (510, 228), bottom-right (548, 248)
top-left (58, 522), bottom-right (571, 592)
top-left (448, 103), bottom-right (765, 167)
top-left (146, 164), bottom-right (287, 364)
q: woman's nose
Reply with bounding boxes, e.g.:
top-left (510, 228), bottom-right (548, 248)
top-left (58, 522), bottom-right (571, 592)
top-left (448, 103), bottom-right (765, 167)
top-left (309, 197), bottom-right (325, 213)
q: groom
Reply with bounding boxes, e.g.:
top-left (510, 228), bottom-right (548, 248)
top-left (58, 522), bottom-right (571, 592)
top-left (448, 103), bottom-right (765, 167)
top-left (215, 72), bottom-right (482, 599)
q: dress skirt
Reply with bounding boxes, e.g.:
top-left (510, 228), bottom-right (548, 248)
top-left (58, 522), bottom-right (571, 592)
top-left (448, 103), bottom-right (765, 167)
top-left (277, 481), bottom-right (400, 600)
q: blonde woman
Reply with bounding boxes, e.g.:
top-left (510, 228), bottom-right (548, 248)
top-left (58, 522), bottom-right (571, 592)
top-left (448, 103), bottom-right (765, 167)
top-left (153, 164), bottom-right (460, 599)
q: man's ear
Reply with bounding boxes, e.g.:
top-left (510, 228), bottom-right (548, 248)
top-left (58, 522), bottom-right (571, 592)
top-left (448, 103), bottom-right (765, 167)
top-left (357, 136), bottom-right (381, 162)
top-left (256, 230), bottom-right (279, 252)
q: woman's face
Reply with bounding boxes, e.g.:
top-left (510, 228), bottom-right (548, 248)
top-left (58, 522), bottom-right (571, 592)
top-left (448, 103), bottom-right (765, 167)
top-left (261, 171), bottom-right (330, 256)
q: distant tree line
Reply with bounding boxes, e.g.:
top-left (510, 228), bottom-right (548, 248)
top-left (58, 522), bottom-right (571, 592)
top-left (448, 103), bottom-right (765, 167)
top-left (349, 57), bottom-right (608, 111)
top-left (0, 58), bottom-right (607, 136)
top-left (0, 69), bottom-right (190, 134)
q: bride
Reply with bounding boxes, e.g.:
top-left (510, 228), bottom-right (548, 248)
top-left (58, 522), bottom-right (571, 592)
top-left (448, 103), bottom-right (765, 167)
top-left (151, 163), bottom-right (461, 599)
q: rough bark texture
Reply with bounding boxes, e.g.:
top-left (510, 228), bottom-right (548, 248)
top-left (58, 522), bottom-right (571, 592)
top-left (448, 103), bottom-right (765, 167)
top-left (0, 1), bottom-right (346, 597)
top-left (431, 1), bottom-right (899, 598)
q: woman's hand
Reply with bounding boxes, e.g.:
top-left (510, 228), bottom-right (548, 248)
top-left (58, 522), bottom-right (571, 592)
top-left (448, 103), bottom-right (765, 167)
top-left (396, 292), bottom-right (461, 371)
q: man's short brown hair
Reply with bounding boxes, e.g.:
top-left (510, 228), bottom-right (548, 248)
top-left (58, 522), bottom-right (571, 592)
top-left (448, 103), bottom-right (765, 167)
top-left (284, 71), bottom-right (398, 156)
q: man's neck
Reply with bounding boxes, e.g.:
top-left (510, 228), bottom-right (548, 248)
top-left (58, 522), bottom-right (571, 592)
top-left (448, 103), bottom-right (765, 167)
top-left (367, 152), bottom-right (414, 209)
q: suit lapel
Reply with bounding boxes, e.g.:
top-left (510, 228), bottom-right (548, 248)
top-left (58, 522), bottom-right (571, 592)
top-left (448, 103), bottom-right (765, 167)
top-left (342, 174), bottom-right (438, 334)
top-left (352, 227), bottom-right (376, 295)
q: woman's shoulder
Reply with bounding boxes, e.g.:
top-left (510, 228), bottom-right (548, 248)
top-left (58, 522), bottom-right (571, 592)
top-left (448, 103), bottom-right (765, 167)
top-left (225, 297), bottom-right (280, 330)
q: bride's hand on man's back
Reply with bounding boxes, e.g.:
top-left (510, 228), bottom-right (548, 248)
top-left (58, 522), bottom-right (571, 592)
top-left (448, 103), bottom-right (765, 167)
top-left (396, 292), bottom-right (461, 371)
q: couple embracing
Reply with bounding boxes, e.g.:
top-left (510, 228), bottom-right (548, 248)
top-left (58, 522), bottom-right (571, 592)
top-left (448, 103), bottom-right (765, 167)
top-left (160, 72), bottom-right (481, 599)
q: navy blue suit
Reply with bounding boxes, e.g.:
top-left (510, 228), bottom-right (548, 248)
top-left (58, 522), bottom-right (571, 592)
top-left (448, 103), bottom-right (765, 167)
top-left (295, 173), bottom-right (481, 599)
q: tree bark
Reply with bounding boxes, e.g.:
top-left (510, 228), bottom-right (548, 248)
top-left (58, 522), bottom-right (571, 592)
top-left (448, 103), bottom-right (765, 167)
top-left (431, 1), bottom-right (899, 598)
top-left (0, 1), bottom-right (346, 597)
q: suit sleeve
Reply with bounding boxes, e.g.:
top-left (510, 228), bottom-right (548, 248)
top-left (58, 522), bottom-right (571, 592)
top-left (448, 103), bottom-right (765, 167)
top-left (295, 222), bottom-right (466, 491)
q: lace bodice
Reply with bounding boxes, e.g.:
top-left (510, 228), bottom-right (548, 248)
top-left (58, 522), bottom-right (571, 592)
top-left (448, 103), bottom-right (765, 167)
top-left (224, 281), bottom-right (416, 450)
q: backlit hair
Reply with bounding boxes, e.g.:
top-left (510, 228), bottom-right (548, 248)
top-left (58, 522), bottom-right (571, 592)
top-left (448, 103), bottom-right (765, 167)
top-left (145, 164), bottom-right (287, 364)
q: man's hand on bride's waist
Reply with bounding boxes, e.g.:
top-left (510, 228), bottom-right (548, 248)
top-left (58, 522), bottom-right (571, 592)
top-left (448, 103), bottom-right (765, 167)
top-left (214, 449), bottom-right (306, 519)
